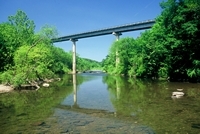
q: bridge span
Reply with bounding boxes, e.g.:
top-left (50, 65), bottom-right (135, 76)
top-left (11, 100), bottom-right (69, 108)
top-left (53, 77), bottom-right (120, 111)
top-left (51, 19), bottom-right (155, 73)
top-left (52, 20), bottom-right (155, 42)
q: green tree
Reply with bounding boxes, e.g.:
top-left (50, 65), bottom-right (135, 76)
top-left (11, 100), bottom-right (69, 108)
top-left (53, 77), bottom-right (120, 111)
top-left (8, 10), bottom-right (35, 45)
top-left (102, 0), bottom-right (200, 82)
top-left (77, 57), bottom-right (101, 71)
top-left (0, 23), bottom-right (19, 71)
top-left (160, 0), bottom-right (200, 81)
top-left (0, 10), bottom-right (70, 87)
top-left (101, 55), bottom-right (116, 73)
top-left (0, 10), bottom-right (35, 72)
top-left (50, 47), bottom-right (72, 74)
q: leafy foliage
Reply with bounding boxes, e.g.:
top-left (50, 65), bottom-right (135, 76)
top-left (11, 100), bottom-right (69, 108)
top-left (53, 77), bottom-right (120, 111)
top-left (0, 23), bottom-right (18, 71)
top-left (77, 57), bottom-right (101, 71)
top-left (102, 0), bottom-right (200, 82)
top-left (8, 10), bottom-right (35, 44)
top-left (0, 10), bottom-right (101, 87)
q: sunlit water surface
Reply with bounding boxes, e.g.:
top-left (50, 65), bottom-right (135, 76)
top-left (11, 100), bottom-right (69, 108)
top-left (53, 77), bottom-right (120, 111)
top-left (0, 73), bottom-right (200, 133)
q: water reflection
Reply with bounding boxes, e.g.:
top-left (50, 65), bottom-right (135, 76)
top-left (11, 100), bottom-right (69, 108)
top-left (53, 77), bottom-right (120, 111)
top-left (73, 74), bottom-right (78, 108)
top-left (54, 74), bottom-right (156, 133)
top-left (61, 73), bottom-right (115, 112)
top-left (0, 75), bottom-right (74, 134)
top-left (1, 74), bottom-right (200, 133)
top-left (56, 74), bottom-right (200, 133)
top-left (103, 75), bottom-right (200, 133)
top-left (116, 77), bottom-right (121, 99)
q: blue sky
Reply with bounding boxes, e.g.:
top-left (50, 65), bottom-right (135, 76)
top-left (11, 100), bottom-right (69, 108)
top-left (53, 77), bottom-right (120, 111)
top-left (0, 0), bottom-right (163, 62)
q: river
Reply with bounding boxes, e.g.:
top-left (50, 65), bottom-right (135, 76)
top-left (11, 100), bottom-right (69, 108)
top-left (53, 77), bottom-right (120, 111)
top-left (0, 73), bottom-right (200, 133)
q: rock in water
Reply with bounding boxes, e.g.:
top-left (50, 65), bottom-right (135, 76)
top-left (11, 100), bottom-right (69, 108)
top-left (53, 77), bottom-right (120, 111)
top-left (172, 92), bottom-right (184, 96)
top-left (0, 85), bottom-right (13, 93)
top-left (172, 91), bottom-right (184, 98)
top-left (42, 83), bottom-right (49, 87)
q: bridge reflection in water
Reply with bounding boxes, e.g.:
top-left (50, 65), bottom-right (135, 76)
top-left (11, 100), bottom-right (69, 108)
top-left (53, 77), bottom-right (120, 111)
top-left (72, 74), bottom-right (78, 108)
top-left (55, 73), bottom-right (157, 134)
top-left (60, 73), bottom-right (122, 114)
top-left (60, 73), bottom-right (116, 115)
top-left (65, 73), bottom-right (122, 111)
top-left (56, 73), bottom-right (200, 134)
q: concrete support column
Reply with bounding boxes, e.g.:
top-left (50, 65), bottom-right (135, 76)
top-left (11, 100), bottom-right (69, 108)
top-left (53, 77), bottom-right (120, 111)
top-left (112, 32), bottom-right (121, 41)
top-left (70, 39), bottom-right (78, 74)
top-left (112, 32), bottom-right (122, 67)
top-left (112, 32), bottom-right (122, 101)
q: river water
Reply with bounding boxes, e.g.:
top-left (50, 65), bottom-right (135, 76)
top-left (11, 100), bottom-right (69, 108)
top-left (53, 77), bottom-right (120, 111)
top-left (0, 73), bottom-right (200, 133)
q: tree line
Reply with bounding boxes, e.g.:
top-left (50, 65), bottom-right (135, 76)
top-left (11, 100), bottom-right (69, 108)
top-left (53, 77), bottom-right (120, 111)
top-left (0, 10), bottom-right (101, 87)
top-left (101, 0), bottom-right (200, 82)
top-left (1, 0), bottom-right (199, 87)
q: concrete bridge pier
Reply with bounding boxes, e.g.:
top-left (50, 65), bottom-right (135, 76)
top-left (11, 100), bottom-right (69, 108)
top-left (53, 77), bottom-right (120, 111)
top-left (112, 32), bottom-right (122, 67)
top-left (112, 32), bottom-right (121, 41)
top-left (113, 32), bottom-right (122, 99)
top-left (70, 39), bottom-right (78, 74)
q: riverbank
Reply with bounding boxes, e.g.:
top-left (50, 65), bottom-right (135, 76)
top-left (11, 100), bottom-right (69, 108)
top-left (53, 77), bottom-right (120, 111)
top-left (0, 84), bottom-right (13, 93)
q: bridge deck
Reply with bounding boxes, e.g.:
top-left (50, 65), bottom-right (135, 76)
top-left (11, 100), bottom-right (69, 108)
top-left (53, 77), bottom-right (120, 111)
top-left (52, 20), bottom-right (155, 43)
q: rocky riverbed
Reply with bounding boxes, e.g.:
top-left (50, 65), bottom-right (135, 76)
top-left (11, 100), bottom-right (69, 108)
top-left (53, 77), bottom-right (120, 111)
top-left (33, 108), bottom-right (155, 134)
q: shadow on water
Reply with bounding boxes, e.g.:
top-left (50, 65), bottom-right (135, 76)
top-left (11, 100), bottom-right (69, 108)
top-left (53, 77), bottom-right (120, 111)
top-left (0, 73), bottom-right (200, 133)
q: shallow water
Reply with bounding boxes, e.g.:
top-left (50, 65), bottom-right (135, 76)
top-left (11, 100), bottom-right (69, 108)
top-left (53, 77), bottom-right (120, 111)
top-left (0, 73), bottom-right (200, 133)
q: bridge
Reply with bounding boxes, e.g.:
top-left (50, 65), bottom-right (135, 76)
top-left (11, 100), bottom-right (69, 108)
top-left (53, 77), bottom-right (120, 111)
top-left (51, 19), bottom-right (155, 73)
